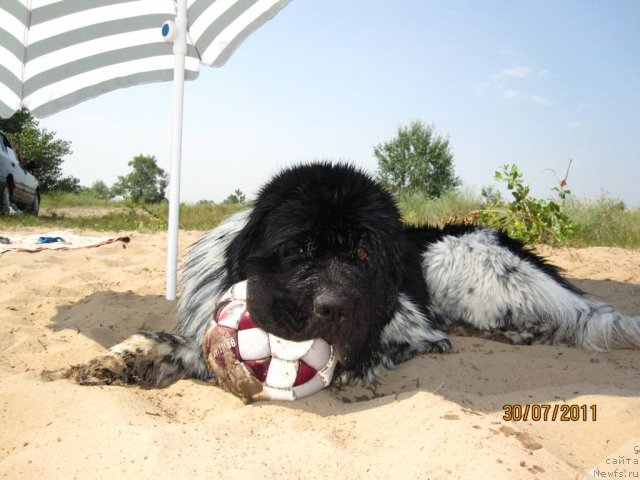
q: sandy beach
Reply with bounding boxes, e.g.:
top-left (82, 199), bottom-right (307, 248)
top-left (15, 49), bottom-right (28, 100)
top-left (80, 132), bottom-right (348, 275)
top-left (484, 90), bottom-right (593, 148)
top-left (1, 227), bottom-right (638, 479)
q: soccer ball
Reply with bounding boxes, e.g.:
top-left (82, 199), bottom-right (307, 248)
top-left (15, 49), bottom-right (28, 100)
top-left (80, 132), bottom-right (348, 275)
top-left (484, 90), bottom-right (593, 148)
top-left (203, 281), bottom-right (337, 401)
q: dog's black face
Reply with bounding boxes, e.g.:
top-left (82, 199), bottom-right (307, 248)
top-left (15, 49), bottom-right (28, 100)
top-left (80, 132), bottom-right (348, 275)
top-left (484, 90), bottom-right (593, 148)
top-left (226, 163), bottom-right (413, 369)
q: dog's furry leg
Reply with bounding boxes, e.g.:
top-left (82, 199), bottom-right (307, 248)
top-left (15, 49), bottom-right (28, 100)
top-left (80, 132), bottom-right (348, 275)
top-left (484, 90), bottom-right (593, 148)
top-left (423, 229), bottom-right (640, 351)
top-left (44, 332), bottom-right (213, 388)
top-left (381, 293), bottom-right (452, 359)
top-left (342, 293), bottom-right (453, 383)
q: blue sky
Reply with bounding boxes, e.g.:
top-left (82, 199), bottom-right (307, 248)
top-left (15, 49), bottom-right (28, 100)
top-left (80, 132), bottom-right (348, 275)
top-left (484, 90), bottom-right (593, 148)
top-left (41, 0), bottom-right (640, 205)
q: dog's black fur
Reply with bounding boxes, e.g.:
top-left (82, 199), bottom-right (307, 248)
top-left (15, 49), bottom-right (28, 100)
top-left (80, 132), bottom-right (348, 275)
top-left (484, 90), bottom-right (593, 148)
top-left (228, 163), bottom-right (447, 377)
top-left (61, 162), bottom-right (640, 390)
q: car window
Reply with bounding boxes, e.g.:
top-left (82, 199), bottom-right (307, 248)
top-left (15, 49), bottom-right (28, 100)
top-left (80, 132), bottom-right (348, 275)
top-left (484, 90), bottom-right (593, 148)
top-left (6, 148), bottom-right (18, 163)
top-left (1, 134), bottom-right (20, 164)
top-left (0, 135), bottom-right (8, 153)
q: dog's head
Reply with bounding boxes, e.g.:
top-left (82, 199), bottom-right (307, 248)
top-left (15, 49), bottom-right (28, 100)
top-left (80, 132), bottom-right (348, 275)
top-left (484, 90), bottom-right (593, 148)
top-left (226, 163), bottom-right (415, 369)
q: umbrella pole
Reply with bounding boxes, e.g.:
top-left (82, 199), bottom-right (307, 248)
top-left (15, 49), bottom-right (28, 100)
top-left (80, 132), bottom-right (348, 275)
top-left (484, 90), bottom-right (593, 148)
top-left (166, 0), bottom-right (188, 301)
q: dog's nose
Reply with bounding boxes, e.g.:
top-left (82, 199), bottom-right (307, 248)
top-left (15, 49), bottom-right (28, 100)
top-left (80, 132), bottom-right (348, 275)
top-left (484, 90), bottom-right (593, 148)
top-left (313, 293), bottom-right (351, 322)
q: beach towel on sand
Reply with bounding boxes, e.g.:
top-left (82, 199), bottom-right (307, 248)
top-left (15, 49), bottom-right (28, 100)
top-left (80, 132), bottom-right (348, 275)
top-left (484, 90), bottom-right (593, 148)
top-left (0, 231), bottom-right (131, 253)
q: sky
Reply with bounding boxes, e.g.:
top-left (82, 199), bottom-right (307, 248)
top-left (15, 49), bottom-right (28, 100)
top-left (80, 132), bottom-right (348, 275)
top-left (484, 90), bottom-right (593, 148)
top-left (39, 0), bottom-right (640, 206)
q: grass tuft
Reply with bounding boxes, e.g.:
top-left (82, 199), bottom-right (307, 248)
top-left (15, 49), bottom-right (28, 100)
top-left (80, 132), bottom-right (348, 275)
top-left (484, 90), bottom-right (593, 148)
top-left (564, 196), bottom-right (640, 248)
top-left (1, 199), bottom-right (248, 232)
top-left (41, 191), bottom-right (126, 208)
top-left (398, 187), bottom-right (482, 226)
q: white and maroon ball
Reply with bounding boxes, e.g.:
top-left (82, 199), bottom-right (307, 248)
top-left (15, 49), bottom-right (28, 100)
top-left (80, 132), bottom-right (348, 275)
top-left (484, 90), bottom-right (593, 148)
top-left (203, 281), bottom-right (337, 401)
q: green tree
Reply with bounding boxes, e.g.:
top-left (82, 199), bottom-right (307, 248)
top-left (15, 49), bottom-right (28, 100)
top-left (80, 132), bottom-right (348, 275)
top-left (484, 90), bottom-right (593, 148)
top-left (0, 109), bottom-right (72, 192)
top-left (112, 154), bottom-right (167, 204)
top-left (0, 107), bottom-right (32, 134)
top-left (88, 180), bottom-right (113, 200)
top-left (223, 188), bottom-right (246, 204)
top-left (374, 120), bottom-right (460, 197)
top-left (54, 176), bottom-right (84, 193)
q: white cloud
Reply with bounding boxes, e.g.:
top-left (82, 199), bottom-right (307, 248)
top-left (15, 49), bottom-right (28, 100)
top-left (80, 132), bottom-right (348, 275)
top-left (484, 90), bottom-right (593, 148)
top-left (502, 89), bottom-right (520, 99)
top-left (480, 56), bottom-right (552, 105)
top-left (494, 65), bottom-right (549, 80)
top-left (531, 95), bottom-right (552, 106)
top-left (495, 65), bottom-right (538, 79)
top-left (473, 81), bottom-right (491, 95)
top-left (568, 120), bottom-right (584, 129)
top-left (498, 46), bottom-right (521, 59)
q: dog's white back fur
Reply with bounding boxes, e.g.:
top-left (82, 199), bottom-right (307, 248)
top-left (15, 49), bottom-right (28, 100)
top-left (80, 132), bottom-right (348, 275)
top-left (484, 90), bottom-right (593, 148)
top-left (423, 229), bottom-right (640, 351)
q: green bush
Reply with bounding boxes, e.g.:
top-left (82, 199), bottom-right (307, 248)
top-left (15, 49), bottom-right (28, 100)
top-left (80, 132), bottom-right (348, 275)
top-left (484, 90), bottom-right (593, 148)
top-left (481, 164), bottom-right (575, 245)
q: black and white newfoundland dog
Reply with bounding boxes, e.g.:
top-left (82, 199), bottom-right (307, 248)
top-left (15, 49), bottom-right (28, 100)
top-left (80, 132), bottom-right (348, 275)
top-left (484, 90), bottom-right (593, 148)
top-left (67, 162), bottom-right (640, 390)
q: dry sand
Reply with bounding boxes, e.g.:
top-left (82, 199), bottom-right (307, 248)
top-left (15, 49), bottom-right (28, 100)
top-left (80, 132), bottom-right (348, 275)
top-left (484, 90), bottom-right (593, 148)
top-left (1, 228), bottom-right (638, 479)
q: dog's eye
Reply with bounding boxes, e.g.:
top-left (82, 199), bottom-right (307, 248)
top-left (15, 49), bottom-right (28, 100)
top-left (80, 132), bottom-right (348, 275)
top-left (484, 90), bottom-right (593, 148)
top-left (290, 239), bottom-right (315, 257)
top-left (356, 246), bottom-right (368, 262)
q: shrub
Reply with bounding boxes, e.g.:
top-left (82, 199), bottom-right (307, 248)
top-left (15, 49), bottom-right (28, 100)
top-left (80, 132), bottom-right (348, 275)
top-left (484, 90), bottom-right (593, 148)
top-left (481, 164), bottom-right (575, 245)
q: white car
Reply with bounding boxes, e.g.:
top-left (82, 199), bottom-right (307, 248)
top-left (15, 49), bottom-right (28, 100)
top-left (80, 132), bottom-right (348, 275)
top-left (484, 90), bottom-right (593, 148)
top-left (0, 131), bottom-right (40, 215)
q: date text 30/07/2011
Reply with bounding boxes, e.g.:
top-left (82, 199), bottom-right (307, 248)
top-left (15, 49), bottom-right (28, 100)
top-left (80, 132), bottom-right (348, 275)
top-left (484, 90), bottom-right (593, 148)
top-left (503, 404), bottom-right (597, 422)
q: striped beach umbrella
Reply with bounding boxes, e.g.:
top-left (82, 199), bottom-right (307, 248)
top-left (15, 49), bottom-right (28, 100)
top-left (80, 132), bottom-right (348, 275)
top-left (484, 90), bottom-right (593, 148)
top-left (0, 0), bottom-right (291, 299)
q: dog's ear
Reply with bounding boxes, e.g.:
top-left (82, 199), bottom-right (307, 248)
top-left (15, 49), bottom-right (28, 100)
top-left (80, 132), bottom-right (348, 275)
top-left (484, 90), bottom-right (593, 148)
top-left (225, 210), bottom-right (263, 282)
